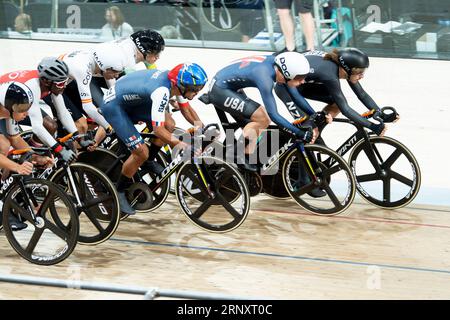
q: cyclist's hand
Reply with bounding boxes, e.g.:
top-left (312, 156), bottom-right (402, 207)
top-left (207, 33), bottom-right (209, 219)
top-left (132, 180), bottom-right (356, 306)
top-left (32, 154), bottom-right (54, 168)
top-left (393, 114), bottom-right (400, 123)
top-left (311, 127), bottom-right (320, 144)
top-left (59, 147), bottom-right (77, 163)
top-left (371, 122), bottom-right (386, 136)
top-left (16, 161), bottom-right (33, 175)
top-left (87, 142), bottom-right (98, 152)
top-left (297, 128), bottom-right (313, 143)
top-left (325, 113), bottom-right (333, 124)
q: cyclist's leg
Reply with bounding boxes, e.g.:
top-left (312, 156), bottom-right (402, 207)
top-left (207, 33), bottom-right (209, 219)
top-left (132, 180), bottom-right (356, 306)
top-left (101, 100), bottom-right (147, 214)
top-left (209, 85), bottom-right (269, 169)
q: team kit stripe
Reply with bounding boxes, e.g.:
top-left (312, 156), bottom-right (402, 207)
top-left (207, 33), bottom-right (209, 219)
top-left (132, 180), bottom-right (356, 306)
top-left (152, 121), bottom-right (165, 127)
top-left (81, 98), bottom-right (93, 104)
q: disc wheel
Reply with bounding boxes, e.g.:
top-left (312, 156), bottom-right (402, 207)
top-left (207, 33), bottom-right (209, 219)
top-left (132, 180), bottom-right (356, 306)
top-left (2, 179), bottom-right (79, 265)
top-left (348, 136), bottom-right (421, 209)
top-left (283, 144), bottom-right (356, 215)
top-left (175, 156), bottom-right (250, 233)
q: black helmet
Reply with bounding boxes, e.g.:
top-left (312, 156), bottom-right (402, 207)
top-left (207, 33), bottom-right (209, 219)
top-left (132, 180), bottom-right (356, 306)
top-left (337, 48), bottom-right (369, 74)
top-left (130, 29), bottom-right (165, 56)
top-left (37, 57), bottom-right (69, 82)
top-left (4, 82), bottom-right (33, 113)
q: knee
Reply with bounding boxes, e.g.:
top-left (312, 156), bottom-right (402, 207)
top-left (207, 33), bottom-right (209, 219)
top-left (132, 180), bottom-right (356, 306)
top-left (261, 115), bottom-right (271, 128)
top-left (132, 143), bottom-right (149, 162)
top-left (324, 104), bottom-right (340, 117)
top-left (43, 116), bottom-right (58, 135)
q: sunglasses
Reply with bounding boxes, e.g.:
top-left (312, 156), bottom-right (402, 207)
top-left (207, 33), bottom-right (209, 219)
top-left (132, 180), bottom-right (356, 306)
top-left (53, 79), bottom-right (68, 89)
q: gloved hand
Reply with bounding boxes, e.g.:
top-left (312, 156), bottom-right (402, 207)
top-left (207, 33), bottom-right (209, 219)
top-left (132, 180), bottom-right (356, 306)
top-left (58, 147), bottom-right (77, 163)
top-left (297, 127), bottom-right (313, 143)
top-left (74, 133), bottom-right (96, 148)
top-left (310, 111), bottom-right (328, 128)
top-left (370, 122), bottom-right (386, 136)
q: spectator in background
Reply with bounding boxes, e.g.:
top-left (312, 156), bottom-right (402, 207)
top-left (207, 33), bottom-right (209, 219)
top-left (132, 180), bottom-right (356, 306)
top-left (14, 13), bottom-right (32, 34)
top-left (100, 6), bottom-right (133, 40)
top-left (275, 0), bottom-right (316, 52)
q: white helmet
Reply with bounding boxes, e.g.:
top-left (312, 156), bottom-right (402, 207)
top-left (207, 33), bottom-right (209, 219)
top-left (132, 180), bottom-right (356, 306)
top-left (92, 43), bottom-right (126, 72)
top-left (274, 52), bottom-right (310, 80)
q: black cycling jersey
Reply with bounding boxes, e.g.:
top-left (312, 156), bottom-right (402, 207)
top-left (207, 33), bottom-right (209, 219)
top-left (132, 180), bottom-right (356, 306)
top-left (274, 50), bottom-right (381, 131)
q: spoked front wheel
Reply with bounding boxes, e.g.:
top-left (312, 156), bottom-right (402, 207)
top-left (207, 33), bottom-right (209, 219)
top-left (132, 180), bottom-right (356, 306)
top-left (283, 144), bottom-right (356, 215)
top-left (348, 136), bottom-right (421, 209)
top-left (175, 156), bottom-right (250, 233)
top-left (2, 179), bottom-right (79, 265)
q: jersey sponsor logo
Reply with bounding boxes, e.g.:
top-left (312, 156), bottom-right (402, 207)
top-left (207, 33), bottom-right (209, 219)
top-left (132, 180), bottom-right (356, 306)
top-left (93, 51), bottom-right (103, 69)
top-left (122, 94), bottom-right (141, 102)
top-left (224, 97), bottom-right (244, 112)
top-left (158, 93), bottom-right (168, 112)
top-left (278, 57), bottom-right (291, 79)
top-left (82, 70), bottom-right (92, 85)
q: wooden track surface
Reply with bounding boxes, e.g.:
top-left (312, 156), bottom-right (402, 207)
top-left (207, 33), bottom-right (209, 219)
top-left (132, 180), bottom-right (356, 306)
top-left (1, 195), bottom-right (450, 299)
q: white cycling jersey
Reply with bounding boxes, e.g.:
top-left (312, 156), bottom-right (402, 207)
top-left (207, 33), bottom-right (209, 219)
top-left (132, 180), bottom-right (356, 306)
top-left (59, 49), bottom-right (111, 128)
top-left (0, 70), bottom-right (77, 147)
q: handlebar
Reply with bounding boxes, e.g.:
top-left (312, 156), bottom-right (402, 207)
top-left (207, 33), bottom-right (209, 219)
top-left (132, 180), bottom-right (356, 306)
top-left (361, 106), bottom-right (399, 124)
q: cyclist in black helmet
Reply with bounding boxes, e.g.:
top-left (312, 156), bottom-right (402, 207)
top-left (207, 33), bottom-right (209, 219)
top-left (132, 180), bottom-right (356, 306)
top-left (274, 48), bottom-right (393, 142)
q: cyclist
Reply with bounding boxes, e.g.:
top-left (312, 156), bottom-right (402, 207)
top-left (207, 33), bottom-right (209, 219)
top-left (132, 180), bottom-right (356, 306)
top-left (100, 63), bottom-right (208, 215)
top-left (0, 81), bottom-right (53, 230)
top-left (56, 30), bottom-right (164, 137)
top-left (274, 48), bottom-right (389, 141)
top-left (201, 51), bottom-right (314, 172)
top-left (0, 58), bottom-right (81, 163)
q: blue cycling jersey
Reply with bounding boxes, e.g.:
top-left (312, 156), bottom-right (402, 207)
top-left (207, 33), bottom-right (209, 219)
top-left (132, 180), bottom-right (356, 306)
top-left (101, 69), bottom-right (169, 150)
top-left (213, 54), bottom-right (314, 137)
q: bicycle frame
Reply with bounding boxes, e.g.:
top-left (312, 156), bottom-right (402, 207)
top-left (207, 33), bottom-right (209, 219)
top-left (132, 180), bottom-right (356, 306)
top-left (322, 117), bottom-right (383, 172)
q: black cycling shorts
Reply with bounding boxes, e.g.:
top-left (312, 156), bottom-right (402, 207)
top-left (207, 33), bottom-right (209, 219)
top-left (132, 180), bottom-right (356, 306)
top-left (208, 82), bottom-right (260, 121)
top-left (273, 0), bottom-right (313, 13)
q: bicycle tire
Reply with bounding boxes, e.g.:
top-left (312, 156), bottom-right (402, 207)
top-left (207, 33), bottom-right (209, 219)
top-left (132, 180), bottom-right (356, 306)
top-left (283, 144), bottom-right (356, 215)
top-left (348, 136), bottom-right (421, 209)
top-left (2, 179), bottom-right (79, 265)
top-left (50, 163), bottom-right (120, 245)
top-left (175, 156), bottom-right (250, 233)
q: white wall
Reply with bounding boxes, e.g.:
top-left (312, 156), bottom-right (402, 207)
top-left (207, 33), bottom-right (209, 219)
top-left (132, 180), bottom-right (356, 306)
top-left (1, 38), bottom-right (449, 205)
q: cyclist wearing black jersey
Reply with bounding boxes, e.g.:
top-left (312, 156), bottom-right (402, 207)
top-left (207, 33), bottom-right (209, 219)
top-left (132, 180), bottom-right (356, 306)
top-left (274, 48), bottom-right (389, 139)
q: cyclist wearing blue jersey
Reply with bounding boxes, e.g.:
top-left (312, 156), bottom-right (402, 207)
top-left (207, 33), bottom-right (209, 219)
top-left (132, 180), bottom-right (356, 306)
top-left (202, 51), bottom-right (314, 171)
top-left (100, 62), bottom-right (208, 215)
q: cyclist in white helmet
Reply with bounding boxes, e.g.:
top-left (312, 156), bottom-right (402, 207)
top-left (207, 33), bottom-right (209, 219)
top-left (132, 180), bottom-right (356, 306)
top-left (48, 42), bottom-right (127, 140)
top-left (200, 51), bottom-right (315, 171)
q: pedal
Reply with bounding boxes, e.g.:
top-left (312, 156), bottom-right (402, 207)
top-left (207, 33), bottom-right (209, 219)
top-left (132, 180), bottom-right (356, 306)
top-left (126, 182), bottom-right (154, 211)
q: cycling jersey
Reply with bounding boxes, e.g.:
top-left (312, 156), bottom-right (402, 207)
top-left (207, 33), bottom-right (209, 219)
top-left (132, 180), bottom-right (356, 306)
top-left (274, 50), bottom-right (381, 130)
top-left (59, 49), bottom-right (111, 128)
top-left (0, 70), bottom-right (77, 147)
top-left (100, 69), bottom-right (172, 150)
top-left (210, 54), bottom-right (314, 137)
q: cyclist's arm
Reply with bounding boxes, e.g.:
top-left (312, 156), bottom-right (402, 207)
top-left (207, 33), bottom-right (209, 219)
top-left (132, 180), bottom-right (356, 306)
top-left (259, 84), bottom-right (305, 137)
top-left (7, 134), bottom-right (29, 150)
top-left (50, 93), bottom-right (78, 134)
top-left (285, 85), bottom-right (315, 116)
top-left (176, 96), bottom-right (203, 127)
top-left (348, 80), bottom-right (380, 111)
top-left (150, 87), bottom-right (180, 148)
top-left (327, 79), bottom-right (378, 130)
top-left (28, 102), bottom-right (59, 147)
top-left (73, 68), bottom-right (111, 129)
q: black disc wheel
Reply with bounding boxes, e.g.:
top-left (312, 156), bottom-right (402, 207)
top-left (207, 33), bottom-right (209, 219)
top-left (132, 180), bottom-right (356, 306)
top-left (175, 156), bottom-right (250, 233)
top-left (2, 179), bottom-right (79, 265)
top-left (348, 136), bottom-right (421, 209)
top-left (50, 163), bottom-right (120, 245)
top-left (283, 144), bottom-right (356, 215)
